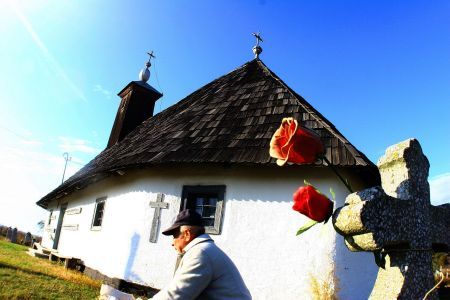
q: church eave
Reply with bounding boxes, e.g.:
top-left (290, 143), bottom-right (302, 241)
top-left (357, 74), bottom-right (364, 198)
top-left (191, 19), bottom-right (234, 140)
top-left (36, 160), bottom-right (379, 209)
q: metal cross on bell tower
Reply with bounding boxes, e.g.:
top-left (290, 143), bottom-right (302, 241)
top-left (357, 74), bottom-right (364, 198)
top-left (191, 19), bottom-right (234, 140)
top-left (252, 32), bottom-right (263, 59)
top-left (139, 50), bottom-right (156, 83)
top-left (147, 51), bottom-right (155, 64)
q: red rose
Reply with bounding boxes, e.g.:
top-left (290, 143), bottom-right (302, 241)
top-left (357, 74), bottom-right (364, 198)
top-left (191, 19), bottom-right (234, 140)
top-left (292, 185), bottom-right (333, 222)
top-left (269, 118), bottom-right (324, 166)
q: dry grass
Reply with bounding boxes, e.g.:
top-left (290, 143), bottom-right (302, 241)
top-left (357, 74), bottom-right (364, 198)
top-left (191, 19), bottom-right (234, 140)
top-left (309, 269), bottom-right (340, 300)
top-left (0, 237), bottom-right (101, 299)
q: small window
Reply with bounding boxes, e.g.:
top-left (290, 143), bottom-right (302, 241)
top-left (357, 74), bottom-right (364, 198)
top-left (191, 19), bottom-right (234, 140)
top-left (181, 186), bottom-right (225, 235)
top-left (92, 197), bottom-right (107, 229)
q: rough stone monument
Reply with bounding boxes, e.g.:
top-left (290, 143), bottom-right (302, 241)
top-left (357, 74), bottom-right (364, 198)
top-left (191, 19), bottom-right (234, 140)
top-left (333, 139), bottom-right (450, 299)
top-left (24, 232), bottom-right (33, 246)
top-left (6, 227), bottom-right (12, 241)
top-left (10, 227), bottom-right (18, 243)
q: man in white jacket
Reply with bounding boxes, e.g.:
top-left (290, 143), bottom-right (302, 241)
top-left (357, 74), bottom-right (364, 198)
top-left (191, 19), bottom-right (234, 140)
top-left (152, 209), bottom-right (251, 300)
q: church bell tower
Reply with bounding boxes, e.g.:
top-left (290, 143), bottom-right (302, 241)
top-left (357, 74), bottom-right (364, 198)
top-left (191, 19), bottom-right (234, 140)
top-left (107, 52), bottom-right (162, 148)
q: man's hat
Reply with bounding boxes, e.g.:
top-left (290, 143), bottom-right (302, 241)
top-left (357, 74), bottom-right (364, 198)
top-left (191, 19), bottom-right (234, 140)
top-left (162, 209), bottom-right (204, 236)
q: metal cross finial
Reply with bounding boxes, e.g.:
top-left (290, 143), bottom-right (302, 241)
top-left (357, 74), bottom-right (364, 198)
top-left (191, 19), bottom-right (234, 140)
top-left (145, 51), bottom-right (156, 67)
top-left (252, 32), bottom-right (263, 46)
top-left (140, 51), bottom-right (155, 82)
top-left (252, 32), bottom-right (263, 59)
top-left (147, 51), bottom-right (156, 62)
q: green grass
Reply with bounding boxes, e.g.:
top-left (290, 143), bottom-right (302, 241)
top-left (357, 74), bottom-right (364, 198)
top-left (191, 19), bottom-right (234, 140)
top-left (0, 237), bottom-right (101, 300)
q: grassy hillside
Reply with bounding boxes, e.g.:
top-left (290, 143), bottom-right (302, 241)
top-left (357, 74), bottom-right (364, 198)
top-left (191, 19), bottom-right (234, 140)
top-left (0, 237), bottom-right (101, 299)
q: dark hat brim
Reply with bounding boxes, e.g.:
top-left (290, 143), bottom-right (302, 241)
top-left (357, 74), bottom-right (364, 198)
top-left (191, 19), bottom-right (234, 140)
top-left (162, 224), bottom-right (181, 236)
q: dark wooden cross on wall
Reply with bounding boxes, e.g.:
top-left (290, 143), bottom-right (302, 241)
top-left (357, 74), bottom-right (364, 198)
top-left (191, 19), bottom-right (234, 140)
top-left (149, 193), bottom-right (169, 243)
top-left (333, 139), bottom-right (450, 299)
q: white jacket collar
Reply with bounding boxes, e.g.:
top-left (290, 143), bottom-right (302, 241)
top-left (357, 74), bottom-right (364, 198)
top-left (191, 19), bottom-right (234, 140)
top-left (183, 234), bottom-right (213, 253)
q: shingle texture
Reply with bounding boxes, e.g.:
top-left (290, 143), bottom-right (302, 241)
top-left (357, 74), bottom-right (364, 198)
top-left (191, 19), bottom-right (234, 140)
top-left (37, 59), bottom-right (378, 208)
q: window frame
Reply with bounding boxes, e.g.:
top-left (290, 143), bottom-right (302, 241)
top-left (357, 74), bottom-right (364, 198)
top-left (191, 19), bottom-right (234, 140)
top-left (91, 197), bottom-right (107, 230)
top-left (181, 185), bottom-right (226, 235)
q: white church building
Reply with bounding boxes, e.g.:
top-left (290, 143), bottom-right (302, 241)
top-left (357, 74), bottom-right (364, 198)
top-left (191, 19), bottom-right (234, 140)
top-left (38, 49), bottom-right (380, 299)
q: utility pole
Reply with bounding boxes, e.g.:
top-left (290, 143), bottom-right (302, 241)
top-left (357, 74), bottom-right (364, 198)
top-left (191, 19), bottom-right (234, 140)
top-left (61, 152), bottom-right (71, 184)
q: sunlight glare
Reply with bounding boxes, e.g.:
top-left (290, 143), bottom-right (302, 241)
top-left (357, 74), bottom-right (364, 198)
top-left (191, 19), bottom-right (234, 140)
top-left (5, 0), bottom-right (88, 102)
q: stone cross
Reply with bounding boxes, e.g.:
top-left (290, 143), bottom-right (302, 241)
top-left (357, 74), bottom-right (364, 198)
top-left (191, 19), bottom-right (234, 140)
top-left (149, 193), bottom-right (169, 243)
top-left (333, 139), bottom-right (450, 299)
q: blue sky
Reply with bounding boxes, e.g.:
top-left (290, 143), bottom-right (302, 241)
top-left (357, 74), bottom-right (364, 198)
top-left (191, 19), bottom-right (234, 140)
top-left (1, 0), bottom-right (449, 234)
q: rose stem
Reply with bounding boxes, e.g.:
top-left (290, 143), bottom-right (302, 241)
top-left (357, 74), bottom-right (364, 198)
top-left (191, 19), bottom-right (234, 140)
top-left (321, 156), bottom-right (354, 193)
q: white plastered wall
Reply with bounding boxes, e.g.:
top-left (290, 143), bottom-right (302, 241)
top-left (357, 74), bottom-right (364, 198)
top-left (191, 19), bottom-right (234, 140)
top-left (40, 165), bottom-right (376, 299)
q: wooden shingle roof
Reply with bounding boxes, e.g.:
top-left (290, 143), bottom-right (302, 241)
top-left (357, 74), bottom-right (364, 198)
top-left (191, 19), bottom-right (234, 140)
top-left (37, 59), bottom-right (379, 208)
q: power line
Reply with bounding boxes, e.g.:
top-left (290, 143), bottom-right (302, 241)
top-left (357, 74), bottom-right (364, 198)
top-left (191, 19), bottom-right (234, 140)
top-left (153, 58), bottom-right (164, 114)
top-left (61, 152), bottom-right (71, 183)
top-left (0, 125), bottom-right (30, 140)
